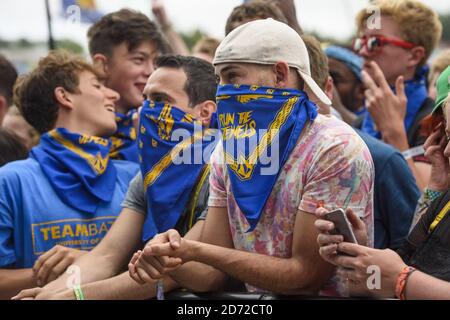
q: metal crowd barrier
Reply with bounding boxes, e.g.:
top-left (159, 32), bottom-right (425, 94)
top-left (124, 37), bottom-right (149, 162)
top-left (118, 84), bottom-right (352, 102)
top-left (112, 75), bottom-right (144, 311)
top-left (165, 290), bottom-right (377, 300)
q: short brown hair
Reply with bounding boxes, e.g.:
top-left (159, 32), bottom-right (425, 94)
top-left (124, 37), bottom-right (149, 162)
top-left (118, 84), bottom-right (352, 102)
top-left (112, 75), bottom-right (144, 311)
top-left (6, 105), bottom-right (40, 147)
top-left (155, 55), bottom-right (217, 108)
top-left (87, 9), bottom-right (170, 58)
top-left (14, 50), bottom-right (98, 134)
top-left (0, 128), bottom-right (28, 167)
top-left (303, 35), bottom-right (329, 90)
top-left (0, 54), bottom-right (18, 107)
top-left (356, 0), bottom-right (442, 67)
top-left (225, 0), bottom-right (288, 35)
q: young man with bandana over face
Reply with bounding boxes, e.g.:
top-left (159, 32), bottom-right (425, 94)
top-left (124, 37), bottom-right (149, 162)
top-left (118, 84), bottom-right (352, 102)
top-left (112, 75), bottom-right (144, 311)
top-left (87, 9), bottom-right (170, 163)
top-left (13, 55), bottom-right (219, 300)
top-left (0, 51), bottom-right (139, 299)
top-left (130, 19), bottom-right (374, 297)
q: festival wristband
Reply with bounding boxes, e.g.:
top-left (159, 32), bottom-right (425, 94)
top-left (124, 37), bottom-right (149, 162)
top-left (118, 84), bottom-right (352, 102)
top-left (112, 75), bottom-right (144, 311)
top-left (73, 284), bottom-right (85, 301)
top-left (401, 146), bottom-right (425, 160)
top-left (395, 266), bottom-right (416, 300)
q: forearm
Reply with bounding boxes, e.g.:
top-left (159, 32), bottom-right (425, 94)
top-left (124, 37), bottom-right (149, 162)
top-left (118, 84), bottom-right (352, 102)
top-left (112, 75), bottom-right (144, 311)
top-left (187, 241), bottom-right (328, 295)
top-left (43, 250), bottom-right (121, 292)
top-left (81, 271), bottom-right (179, 300)
top-left (162, 27), bottom-right (189, 56)
top-left (382, 129), bottom-right (427, 190)
top-left (405, 271), bottom-right (450, 300)
top-left (382, 126), bottom-right (409, 152)
top-left (276, 0), bottom-right (303, 35)
top-left (286, 19), bottom-right (303, 35)
top-left (0, 268), bottom-right (37, 300)
top-left (168, 261), bottom-right (227, 293)
top-left (405, 159), bottom-right (427, 191)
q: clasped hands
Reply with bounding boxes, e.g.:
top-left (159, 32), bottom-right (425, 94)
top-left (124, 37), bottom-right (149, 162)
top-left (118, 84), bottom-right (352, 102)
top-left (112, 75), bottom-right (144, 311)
top-left (128, 229), bottom-right (190, 284)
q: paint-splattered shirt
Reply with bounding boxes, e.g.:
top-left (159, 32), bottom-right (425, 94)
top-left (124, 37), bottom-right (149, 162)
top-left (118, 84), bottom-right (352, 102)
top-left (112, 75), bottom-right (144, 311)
top-left (208, 114), bottom-right (374, 296)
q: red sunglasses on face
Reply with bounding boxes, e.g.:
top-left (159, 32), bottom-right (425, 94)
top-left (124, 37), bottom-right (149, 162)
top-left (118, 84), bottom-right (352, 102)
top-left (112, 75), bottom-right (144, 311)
top-left (353, 35), bottom-right (415, 54)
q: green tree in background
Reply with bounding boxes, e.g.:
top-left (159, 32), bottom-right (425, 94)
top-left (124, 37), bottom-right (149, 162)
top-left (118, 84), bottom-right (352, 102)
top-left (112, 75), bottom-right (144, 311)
top-left (180, 29), bottom-right (208, 51)
top-left (0, 38), bottom-right (83, 55)
top-left (55, 39), bottom-right (84, 54)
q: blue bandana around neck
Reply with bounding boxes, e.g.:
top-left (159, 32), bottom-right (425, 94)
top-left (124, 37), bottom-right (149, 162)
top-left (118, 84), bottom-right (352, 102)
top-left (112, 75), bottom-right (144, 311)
top-left (216, 84), bottom-right (318, 232)
top-left (139, 100), bottom-right (219, 241)
top-left (361, 66), bottom-right (428, 139)
top-left (31, 128), bottom-right (117, 214)
top-left (110, 110), bottom-right (139, 163)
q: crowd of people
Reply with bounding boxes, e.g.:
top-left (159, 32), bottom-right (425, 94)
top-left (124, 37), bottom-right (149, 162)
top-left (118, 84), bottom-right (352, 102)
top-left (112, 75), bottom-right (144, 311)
top-left (0, 0), bottom-right (449, 300)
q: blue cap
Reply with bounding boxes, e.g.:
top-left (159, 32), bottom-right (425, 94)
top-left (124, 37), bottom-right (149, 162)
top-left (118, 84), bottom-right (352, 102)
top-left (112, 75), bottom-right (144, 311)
top-left (325, 45), bottom-right (363, 81)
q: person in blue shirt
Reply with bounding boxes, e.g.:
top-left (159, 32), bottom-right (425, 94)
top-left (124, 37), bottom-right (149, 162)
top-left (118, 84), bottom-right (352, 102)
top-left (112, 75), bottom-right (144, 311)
top-left (87, 9), bottom-right (170, 163)
top-left (358, 131), bottom-right (420, 249)
top-left (351, 0), bottom-right (443, 190)
top-left (13, 55), bottom-right (218, 300)
top-left (0, 51), bottom-right (139, 299)
top-left (306, 39), bottom-right (420, 249)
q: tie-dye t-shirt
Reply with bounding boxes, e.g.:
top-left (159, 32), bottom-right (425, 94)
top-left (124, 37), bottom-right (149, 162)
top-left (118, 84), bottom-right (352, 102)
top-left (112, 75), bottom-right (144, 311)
top-left (208, 114), bottom-right (374, 296)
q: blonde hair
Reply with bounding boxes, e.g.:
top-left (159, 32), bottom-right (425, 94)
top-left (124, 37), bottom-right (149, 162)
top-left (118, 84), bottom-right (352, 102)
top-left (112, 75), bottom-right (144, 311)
top-left (356, 0), bottom-right (442, 66)
top-left (6, 104), bottom-right (21, 116)
top-left (445, 94), bottom-right (450, 110)
top-left (430, 49), bottom-right (450, 82)
top-left (192, 37), bottom-right (221, 58)
top-left (225, 0), bottom-right (288, 35)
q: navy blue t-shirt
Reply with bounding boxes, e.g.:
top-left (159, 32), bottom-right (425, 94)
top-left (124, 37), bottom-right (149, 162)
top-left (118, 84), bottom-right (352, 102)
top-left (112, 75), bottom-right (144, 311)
top-left (358, 131), bottom-right (420, 249)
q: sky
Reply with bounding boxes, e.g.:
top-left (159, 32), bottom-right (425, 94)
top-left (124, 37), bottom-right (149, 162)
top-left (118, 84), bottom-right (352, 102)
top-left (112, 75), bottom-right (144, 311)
top-left (0, 0), bottom-right (449, 51)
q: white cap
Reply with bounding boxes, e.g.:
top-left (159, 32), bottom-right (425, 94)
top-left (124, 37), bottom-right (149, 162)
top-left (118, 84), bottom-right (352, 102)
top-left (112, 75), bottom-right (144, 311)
top-left (213, 18), bottom-right (331, 106)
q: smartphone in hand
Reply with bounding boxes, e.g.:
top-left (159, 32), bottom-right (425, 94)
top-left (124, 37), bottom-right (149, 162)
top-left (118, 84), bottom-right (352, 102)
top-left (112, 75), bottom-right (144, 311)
top-left (324, 209), bottom-right (357, 244)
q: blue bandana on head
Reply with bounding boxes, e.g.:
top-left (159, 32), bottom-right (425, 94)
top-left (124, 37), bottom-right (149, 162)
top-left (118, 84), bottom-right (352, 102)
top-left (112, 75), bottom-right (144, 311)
top-left (216, 84), bottom-right (318, 232)
top-left (139, 100), bottom-right (219, 241)
top-left (325, 45), bottom-right (363, 81)
top-left (110, 110), bottom-right (139, 163)
top-left (31, 128), bottom-right (117, 214)
top-left (361, 66), bottom-right (428, 139)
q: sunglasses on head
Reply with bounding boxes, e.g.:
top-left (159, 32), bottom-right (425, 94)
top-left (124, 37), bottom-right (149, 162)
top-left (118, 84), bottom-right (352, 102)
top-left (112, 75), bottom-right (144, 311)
top-left (353, 35), bottom-right (415, 54)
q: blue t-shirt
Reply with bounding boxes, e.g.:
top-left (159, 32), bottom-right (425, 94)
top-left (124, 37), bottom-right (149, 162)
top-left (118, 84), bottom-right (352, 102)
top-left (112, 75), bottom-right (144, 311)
top-left (0, 159), bottom-right (138, 268)
top-left (357, 131), bottom-right (420, 249)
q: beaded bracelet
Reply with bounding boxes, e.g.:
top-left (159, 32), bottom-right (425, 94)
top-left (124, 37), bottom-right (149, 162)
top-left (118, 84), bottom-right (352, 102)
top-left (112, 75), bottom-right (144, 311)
top-left (424, 189), bottom-right (444, 203)
top-left (395, 266), bottom-right (416, 300)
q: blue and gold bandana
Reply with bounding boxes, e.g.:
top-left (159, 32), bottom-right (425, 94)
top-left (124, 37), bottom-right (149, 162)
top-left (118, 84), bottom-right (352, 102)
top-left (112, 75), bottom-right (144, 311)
top-left (216, 84), bottom-right (318, 231)
top-left (110, 110), bottom-right (139, 163)
top-left (139, 100), bottom-right (219, 241)
top-left (31, 128), bottom-right (116, 214)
